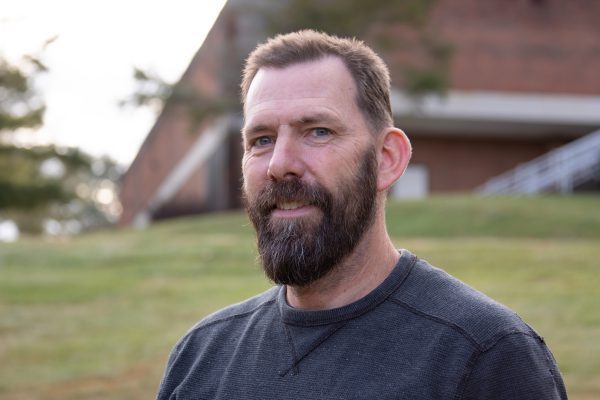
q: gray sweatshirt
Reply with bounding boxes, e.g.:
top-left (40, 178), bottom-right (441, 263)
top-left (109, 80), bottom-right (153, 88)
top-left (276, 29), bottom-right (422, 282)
top-left (157, 250), bottom-right (567, 399)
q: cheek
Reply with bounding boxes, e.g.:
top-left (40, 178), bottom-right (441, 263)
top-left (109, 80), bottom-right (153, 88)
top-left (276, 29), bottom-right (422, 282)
top-left (315, 146), bottom-right (363, 180)
top-left (242, 155), bottom-right (266, 197)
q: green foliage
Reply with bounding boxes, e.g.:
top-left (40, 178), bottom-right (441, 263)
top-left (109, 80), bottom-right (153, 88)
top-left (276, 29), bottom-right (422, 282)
top-left (0, 145), bottom-right (81, 208)
top-left (0, 196), bottom-right (598, 398)
top-left (0, 45), bottom-right (55, 222)
top-left (122, 67), bottom-right (234, 130)
top-left (0, 143), bottom-right (122, 233)
top-left (0, 42), bottom-right (122, 234)
top-left (127, 0), bottom-right (453, 124)
top-left (0, 60), bottom-right (45, 132)
top-left (404, 66), bottom-right (448, 95)
top-left (0, 39), bottom-right (54, 133)
top-left (0, 180), bottom-right (66, 210)
top-left (122, 68), bottom-right (172, 112)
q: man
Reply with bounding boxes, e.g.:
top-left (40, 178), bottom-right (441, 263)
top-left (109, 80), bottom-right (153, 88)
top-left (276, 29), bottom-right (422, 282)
top-left (157, 30), bottom-right (567, 399)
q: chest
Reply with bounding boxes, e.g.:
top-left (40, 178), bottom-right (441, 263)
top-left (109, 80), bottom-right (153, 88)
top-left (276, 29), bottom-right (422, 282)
top-left (173, 316), bottom-right (471, 399)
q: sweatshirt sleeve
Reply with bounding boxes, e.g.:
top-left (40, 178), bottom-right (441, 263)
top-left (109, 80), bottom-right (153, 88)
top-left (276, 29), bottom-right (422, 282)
top-left (457, 331), bottom-right (568, 400)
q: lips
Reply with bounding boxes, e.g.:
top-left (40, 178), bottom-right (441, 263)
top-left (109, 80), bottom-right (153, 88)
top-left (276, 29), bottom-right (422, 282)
top-left (250, 178), bottom-right (329, 218)
top-left (277, 201), bottom-right (307, 210)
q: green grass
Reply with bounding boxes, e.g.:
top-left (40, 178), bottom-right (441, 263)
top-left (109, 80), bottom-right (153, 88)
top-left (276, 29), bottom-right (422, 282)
top-left (0, 195), bottom-right (598, 399)
top-left (386, 194), bottom-right (600, 238)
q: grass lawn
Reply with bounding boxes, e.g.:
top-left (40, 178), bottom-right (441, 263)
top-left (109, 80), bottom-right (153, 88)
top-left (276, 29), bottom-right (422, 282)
top-left (0, 195), bottom-right (598, 399)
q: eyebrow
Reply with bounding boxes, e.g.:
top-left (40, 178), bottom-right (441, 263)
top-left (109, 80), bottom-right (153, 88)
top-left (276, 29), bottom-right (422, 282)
top-left (242, 112), bottom-right (344, 137)
top-left (290, 112), bottom-right (341, 128)
top-left (242, 124), bottom-right (271, 137)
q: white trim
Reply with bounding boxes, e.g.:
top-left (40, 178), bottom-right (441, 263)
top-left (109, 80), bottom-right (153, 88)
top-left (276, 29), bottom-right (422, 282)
top-left (391, 90), bottom-right (600, 127)
top-left (132, 115), bottom-right (232, 228)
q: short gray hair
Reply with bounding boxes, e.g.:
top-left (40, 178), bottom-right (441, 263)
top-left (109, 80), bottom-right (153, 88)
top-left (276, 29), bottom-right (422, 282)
top-left (241, 30), bottom-right (393, 134)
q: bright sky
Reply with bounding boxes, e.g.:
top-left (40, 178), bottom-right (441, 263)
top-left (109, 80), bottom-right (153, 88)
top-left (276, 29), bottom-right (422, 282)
top-left (0, 0), bottom-right (227, 166)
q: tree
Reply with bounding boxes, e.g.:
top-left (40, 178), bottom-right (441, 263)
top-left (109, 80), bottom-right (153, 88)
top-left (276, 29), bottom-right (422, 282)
top-left (126, 0), bottom-right (451, 120)
top-left (121, 67), bottom-right (233, 128)
top-left (0, 43), bottom-right (122, 234)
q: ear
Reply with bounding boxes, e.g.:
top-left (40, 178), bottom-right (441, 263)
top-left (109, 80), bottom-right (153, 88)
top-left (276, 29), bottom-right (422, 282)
top-left (376, 128), bottom-right (412, 192)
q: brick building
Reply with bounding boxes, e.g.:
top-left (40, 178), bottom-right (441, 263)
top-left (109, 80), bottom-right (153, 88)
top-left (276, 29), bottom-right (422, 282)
top-left (119, 0), bottom-right (600, 226)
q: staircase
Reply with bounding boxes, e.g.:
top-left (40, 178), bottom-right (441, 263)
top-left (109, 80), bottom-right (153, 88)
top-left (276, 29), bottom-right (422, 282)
top-left (478, 130), bottom-right (600, 194)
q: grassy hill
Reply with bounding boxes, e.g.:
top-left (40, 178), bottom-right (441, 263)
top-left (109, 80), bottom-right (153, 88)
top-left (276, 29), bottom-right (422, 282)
top-left (0, 195), bottom-right (598, 399)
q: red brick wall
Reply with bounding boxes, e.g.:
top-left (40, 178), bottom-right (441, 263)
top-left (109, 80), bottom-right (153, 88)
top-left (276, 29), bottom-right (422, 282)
top-left (119, 107), bottom-right (213, 224)
top-left (121, 0), bottom-right (599, 224)
top-left (385, 0), bottom-right (600, 95)
top-left (438, 0), bottom-right (600, 94)
top-left (119, 6), bottom-right (231, 225)
top-left (153, 165), bottom-right (209, 219)
top-left (410, 134), bottom-right (570, 191)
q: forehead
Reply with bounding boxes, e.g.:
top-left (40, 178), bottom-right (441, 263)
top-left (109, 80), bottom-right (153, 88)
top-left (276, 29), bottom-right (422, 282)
top-left (243, 57), bottom-right (361, 125)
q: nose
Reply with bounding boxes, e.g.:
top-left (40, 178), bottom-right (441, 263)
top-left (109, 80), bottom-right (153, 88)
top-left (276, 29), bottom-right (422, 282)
top-left (267, 131), bottom-right (305, 181)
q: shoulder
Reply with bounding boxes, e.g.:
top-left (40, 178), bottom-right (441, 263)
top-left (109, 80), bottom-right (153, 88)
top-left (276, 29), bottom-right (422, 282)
top-left (167, 285), bottom-right (279, 361)
top-left (156, 286), bottom-right (280, 399)
top-left (391, 255), bottom-right (567, 398)
top-left (184, 285), bottom-right (279, 338)
top-left (391, 256), bottom-right (534, 348)
top-left (456, 330), bottom-right (568, 399)
top-left (161, 286), bottom-right (279, 371)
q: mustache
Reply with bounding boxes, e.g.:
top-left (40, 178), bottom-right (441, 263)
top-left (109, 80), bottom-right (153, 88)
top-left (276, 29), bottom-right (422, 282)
top-left (252, 178), bottom-right (331, 214)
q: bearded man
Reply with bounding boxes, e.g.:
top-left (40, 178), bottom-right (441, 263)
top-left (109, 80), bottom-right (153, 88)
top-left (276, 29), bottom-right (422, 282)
top-left (156, 30), bottom-right (567, 400)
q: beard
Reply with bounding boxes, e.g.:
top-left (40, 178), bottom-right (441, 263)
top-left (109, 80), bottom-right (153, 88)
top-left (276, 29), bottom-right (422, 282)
top-left (244, 146), bottom-right (378, 287)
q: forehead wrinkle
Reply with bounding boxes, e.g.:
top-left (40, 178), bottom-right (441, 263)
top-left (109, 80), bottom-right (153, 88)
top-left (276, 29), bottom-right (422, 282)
top-left (242, 123), bottom-right (272, 138)
top-left (244, 102), bottom-right (346, 132)
top-left (285, 112), bottom-right (343, 132)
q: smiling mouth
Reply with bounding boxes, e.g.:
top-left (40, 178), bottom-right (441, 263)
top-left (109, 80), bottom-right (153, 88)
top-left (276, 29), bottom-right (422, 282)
top-left (270, 201), bottom-right (319, 218)
top-left (277, 201), bottom-right (307, 210)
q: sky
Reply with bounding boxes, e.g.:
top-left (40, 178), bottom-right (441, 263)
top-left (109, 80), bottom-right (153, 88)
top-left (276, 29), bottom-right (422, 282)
top-left (0, 0), bottom-right (227, 166)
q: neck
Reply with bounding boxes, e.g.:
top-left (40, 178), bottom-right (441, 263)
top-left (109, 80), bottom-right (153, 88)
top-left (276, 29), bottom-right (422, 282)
top-left (285, 211), bottom-right (400, 310)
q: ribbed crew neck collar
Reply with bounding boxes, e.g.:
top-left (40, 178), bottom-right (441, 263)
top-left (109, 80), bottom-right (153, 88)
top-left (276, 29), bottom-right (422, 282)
top-left (278, 249), bottom-right (417, 326)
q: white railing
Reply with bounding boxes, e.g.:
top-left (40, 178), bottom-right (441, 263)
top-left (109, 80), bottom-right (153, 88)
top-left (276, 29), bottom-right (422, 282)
top-left (132, 115), bottom-right (235, 228)
top-left (478, 130), bottom-right (600, 194)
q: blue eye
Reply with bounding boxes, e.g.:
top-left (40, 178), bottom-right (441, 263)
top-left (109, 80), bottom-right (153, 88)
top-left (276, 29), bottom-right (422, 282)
top-left (312, 127), bottom-right (331, 137)
top-left (253, 136), bottom-right (273, 147)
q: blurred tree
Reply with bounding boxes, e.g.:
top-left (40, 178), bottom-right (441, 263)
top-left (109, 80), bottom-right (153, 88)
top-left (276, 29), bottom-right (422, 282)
top-left (0, 145), bottom-right (79, 210)
top-left (0, 42), bottom-right (122, 234)
top-left (126, 0), bottom-right (451, 121)
top-left (120, 67), bottom-right (233, 128)
top-left (0, 58), bottom-right (45, 131)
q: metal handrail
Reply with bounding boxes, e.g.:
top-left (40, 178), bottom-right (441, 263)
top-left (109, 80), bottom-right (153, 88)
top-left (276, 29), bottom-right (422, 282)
top-left (478, 130), bottom-right (600, 194)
